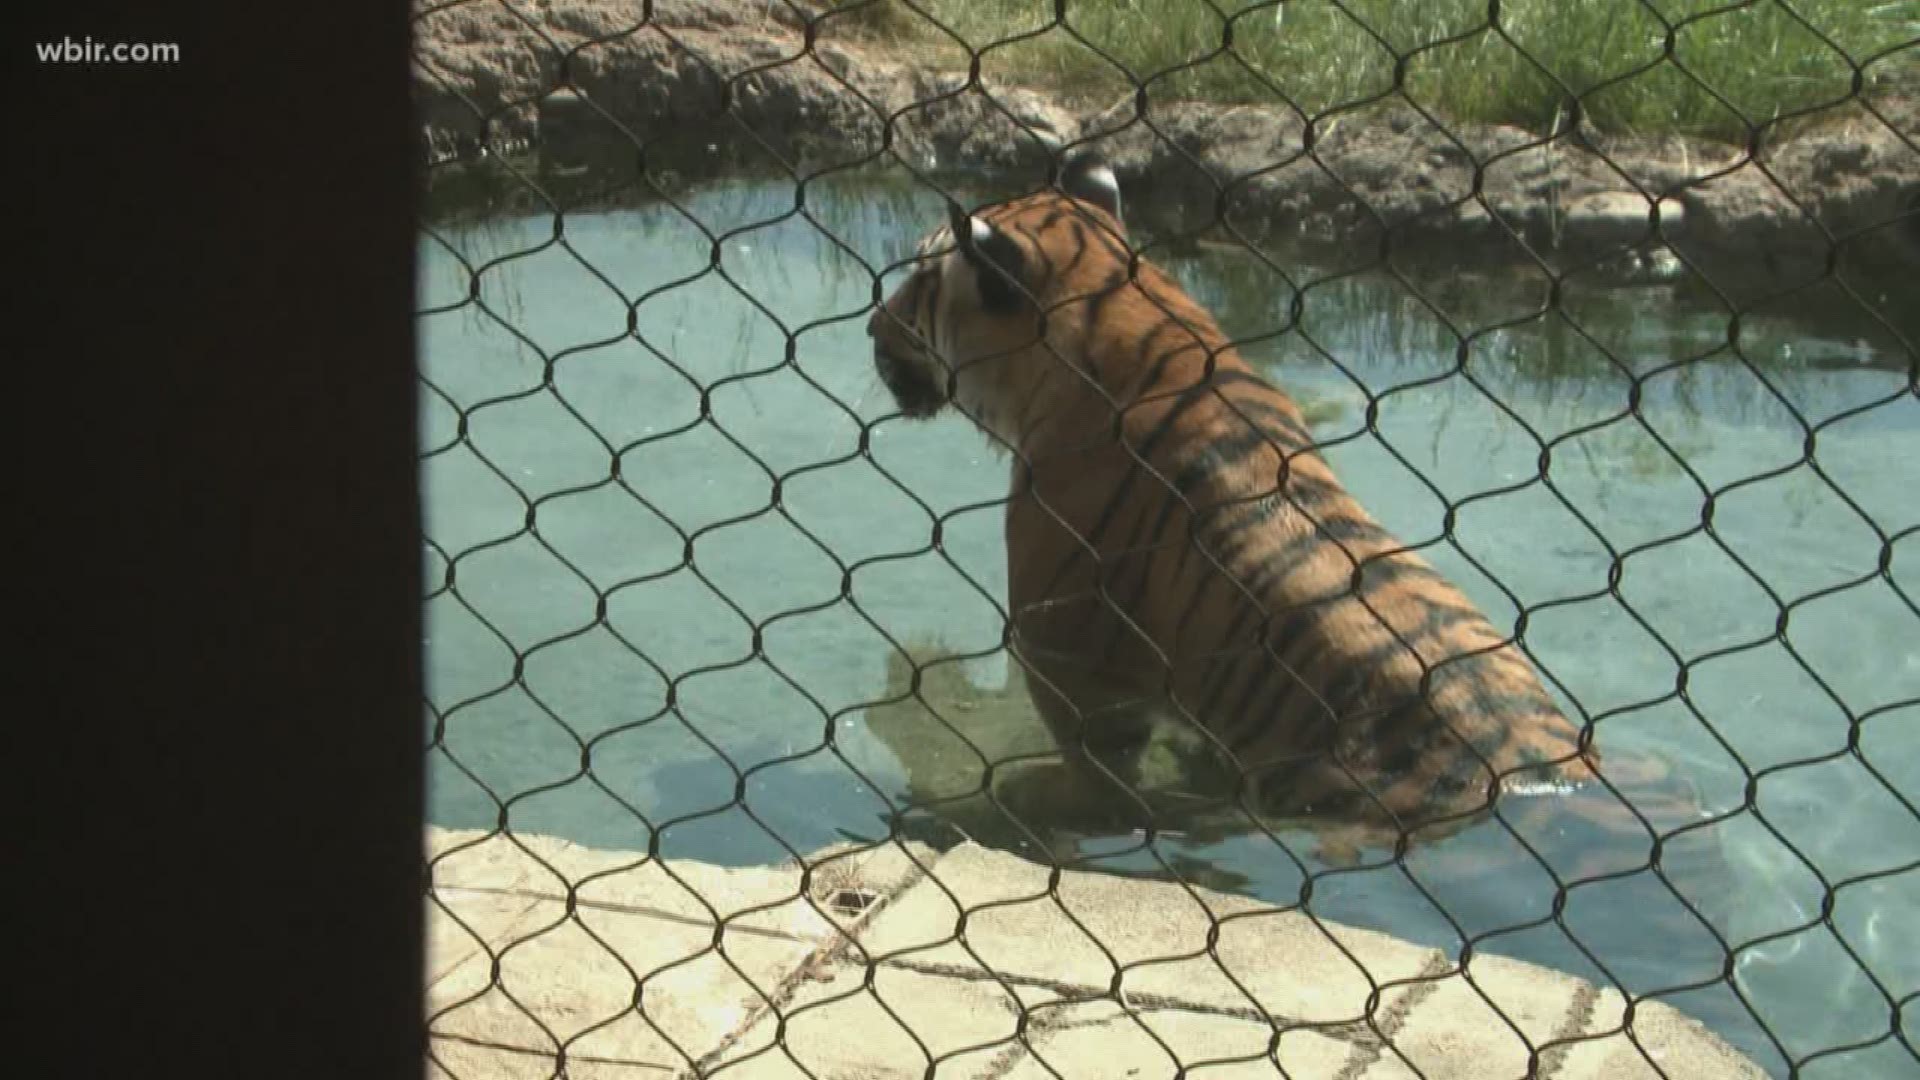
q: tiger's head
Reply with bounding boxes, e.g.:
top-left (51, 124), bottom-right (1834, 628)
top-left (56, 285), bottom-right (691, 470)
top-left (866, 153), bottom-right (1131, 447)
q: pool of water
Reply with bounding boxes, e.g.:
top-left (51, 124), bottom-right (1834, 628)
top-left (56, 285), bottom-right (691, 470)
top-left (418, 174), bottom-right (1917, 1077)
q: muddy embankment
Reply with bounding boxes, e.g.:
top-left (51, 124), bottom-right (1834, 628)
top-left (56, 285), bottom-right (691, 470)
top-left (414, 0), bottom-right (1917, 334)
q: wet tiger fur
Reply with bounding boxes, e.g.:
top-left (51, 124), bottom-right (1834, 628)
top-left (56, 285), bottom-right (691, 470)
top-left (867, 153), bottom-right (1605, 844)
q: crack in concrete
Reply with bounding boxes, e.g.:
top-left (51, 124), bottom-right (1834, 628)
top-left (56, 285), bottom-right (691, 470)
top-left (1331, 951), bottom-right (1455, 1080)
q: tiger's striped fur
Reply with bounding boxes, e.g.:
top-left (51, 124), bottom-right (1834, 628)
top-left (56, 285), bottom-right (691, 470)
top-left (867, 155), bottom-right (1600, 841)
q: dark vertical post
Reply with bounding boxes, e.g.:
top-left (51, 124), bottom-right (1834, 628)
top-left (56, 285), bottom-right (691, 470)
top-left (15, 3), bottom-right (423, 1078)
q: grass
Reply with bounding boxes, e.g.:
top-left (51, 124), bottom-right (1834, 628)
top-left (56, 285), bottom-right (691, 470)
top-left (806, 0), bottom-right (1919, 141)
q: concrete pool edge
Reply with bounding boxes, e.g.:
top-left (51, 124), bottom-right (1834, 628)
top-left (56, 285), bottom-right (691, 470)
top-left (425, 824), bottom-right (1769, 1079)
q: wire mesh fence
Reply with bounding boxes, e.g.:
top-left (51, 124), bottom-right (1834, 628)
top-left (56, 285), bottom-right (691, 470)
top-left (414, 1), bottom-right (1918, 1077)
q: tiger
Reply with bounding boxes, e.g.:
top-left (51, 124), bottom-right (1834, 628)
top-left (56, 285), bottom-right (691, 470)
top-left (866, 150), bottom-right (1633, 852)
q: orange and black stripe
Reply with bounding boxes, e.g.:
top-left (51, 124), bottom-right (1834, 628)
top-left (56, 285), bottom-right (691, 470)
top-left (870, 153), bottom-right (1598, 839)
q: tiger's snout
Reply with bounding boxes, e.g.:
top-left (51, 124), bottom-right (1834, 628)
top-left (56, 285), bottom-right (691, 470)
top-left (868, 307), bottom-right (947, 419)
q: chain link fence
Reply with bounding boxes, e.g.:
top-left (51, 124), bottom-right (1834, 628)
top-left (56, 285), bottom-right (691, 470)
top-left (414, 1), bottom-right (1918, 1076)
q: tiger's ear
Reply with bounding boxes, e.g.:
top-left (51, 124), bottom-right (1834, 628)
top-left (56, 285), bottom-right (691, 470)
top-left (947, 201), bottom-right (1027, 313)
top-left (1055, 150), bottom-right (1123, 226)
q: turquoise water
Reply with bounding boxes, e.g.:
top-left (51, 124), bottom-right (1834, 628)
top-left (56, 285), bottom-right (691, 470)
top-left (418, 176), bottom-right (1917, 1077)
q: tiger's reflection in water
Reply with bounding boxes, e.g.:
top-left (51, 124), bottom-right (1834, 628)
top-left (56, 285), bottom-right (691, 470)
top-left (859, 635), bottom-right (1714, 886)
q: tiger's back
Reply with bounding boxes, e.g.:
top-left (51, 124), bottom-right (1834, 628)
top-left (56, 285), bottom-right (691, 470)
top-left (868, 156), bottom-right (1597, 839)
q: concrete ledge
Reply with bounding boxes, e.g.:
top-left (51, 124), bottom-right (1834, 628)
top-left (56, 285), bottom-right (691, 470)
top-left (425, 826), bottom-right (1766, 1079)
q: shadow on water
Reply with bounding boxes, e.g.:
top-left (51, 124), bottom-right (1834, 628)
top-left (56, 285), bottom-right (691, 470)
top-left (418, 165), bottom-right (1918, 1078)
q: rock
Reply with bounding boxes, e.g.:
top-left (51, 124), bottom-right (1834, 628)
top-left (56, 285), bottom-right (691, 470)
top-left (412, 0), bottom-right (1918, 294)
top-left (1560, 190), bottom-right (1687, 247)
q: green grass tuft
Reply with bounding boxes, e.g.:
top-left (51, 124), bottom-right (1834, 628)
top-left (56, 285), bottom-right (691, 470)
top-left (824, 0), bottom-right (1918, 141)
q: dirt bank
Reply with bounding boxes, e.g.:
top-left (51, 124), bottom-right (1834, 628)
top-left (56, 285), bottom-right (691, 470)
top-left (414, 0), bottom-right (1917, 295)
